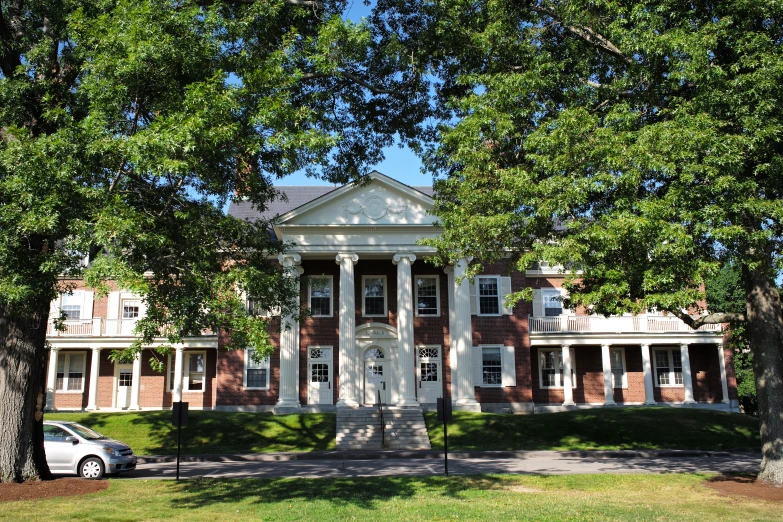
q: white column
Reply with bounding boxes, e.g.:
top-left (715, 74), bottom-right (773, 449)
top-left (172, 344), bottom-right (185, 403)
top-left (452, 259), bottom-right (479, 407)
top-left (600, 344), bottom-right (616, 406)
top-left (129, 352), bottom-right (142, 410)
top-left (680, 343), bottom-right (696, 404)
top-left (45, 347), bottom-right (60, 410)
top-left (641, 344), bottom-right (656, 405)
top-left (717, 343), bottom-right (730, 404)
top-left (393, 253), bottom-right (418, 407)
top-left (561, 345), bottom-right (575, 406)
top-left (444, 266), bottom-right (457, 401)
top-left (336, 252), bottom-right (359, 407)
top-left (86, 347), bottom-right (101, 411)
top-left (276, 253), bottom-right (303, 412)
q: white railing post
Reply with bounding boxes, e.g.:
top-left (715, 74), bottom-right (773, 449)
top-left (560, 315), bottom-right (569, 332)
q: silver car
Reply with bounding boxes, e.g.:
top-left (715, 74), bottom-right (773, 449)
top-left (43, 420), bottom-right (137, 479)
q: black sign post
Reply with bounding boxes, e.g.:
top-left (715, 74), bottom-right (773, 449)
top-left (436, 397), bottom-right (453, 477)
top-left (172, 401), bottom-right (188, 481)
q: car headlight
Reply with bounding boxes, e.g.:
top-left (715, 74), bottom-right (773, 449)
top-left (103, 447), bottom-right (123, 457)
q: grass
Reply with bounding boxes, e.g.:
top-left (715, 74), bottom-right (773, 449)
top-left (426, 407), bottom-right (760, 451)
top-left (1, 474), bottom-right (779, 521)
top-left (46, 411), bottom-right (336, 455)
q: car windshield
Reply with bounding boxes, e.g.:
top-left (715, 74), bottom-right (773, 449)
top-left (66, 423), bottom-right (106, 440)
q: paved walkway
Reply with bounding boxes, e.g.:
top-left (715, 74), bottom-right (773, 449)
top-left (121, 450), bottom-right (760, 480)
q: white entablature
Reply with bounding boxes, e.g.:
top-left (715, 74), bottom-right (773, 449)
top-left (273, 172), bottom-right (441, 255)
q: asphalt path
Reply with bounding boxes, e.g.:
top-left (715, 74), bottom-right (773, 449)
top-left (116, 453), bottom-right (760, 480)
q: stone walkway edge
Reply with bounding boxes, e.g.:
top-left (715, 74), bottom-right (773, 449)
top-left (136, 448), bottom-right (760, 464)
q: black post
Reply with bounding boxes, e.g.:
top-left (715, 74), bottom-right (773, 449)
top-left (444, 415), bottom-right (449, 477)
top-left (176, 405), bottom-right (182, 481)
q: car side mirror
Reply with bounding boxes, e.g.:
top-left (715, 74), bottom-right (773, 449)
top-left (65, 436), bottom-right (79, 444)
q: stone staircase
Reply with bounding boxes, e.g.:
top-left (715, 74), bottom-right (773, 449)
top-left (336, 406), bottom-right (432, 450)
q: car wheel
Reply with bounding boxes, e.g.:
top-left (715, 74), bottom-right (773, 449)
top-left (79, 457), bottom-right (105, 479)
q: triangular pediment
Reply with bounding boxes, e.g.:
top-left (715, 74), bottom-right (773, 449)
top-left (277, 172), bottom-right (437, 226)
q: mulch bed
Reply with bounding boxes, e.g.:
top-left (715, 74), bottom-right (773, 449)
top-left (704, 474), bottom-right (783, 502)
top-left (0, 478), bottom-right (108, 502)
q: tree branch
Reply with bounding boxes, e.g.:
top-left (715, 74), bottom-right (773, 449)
top-left (199, 0), bottom-right (324, 7)
top-left (528, 4), bottom-right (633, 66)
top-left (299, 71), bottom-right (394, 95)
top-left (675, 311), bottom-right (745, 329)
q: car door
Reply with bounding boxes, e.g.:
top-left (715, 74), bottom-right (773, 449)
top-left (43, 425), bottom-right (78, 472)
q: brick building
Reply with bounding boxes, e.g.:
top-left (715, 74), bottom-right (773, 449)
top-left (45, 172), bottom-right (738, 413)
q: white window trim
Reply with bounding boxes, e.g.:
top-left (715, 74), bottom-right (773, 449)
top-left (167, 351), bottom-right (208, 393)
top-left (541, 288), bottom-right (564, 317)
top-left (414, 275), bottom-right (440, 317)
top-left (55, 351), bottom-right (87, 393)
top-left (480, 345), bottom-right (503, 388)
top-left (362, 275), bottom-right (388, 317)
top-left (476, 275), bottom-right (501, 316)
top-left (653, 347), bottom-right (684, 388)
top-left (121, 299), bottom-right (141, 320)
top-left (243, 348), bottom-right (271, 390)
top-left (609, 347), bottom-right (628, 389)
top-left (537, 347), bottom-right (577, 389)
top-left (308, 275), bottom-right (333, 318)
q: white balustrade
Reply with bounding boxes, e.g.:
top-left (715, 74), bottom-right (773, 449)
top-left (529, 315), bottom-right (722, 334)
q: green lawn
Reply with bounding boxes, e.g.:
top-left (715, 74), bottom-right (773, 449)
top-left (426, 407), bottom-right (760, 451)
top-left (2, 475), bottom-right (778, 521)
top-left (46, 411), bottom-right (336, 455)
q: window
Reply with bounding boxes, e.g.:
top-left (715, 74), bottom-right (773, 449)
top-left (122, 300), bottom-right (140, 319)
top-left (167, 351), bottom-right (207, 392)
top-left (477, 277), bottom-right (500, 315)
top-left (542, 290), bottom-right (563, 316)
top-left (60, 292), bottom-right (83, 320)
top-left (118, 370), bottom-right (132, 387)
top-left (363, 276), bottom-right (387, 316)
top-left (610, 348), bottom-right (627, 388)
top-left (55, 352), bottom-right (86, 392)
top-left (415, 276), bottom-right (439, 316)
top-left (481, 346), bottom-right (502, 386)
top-left (186, 352), bottom-right (205, 391)
top-left (537, 348), bottom-right (577, 389)
top-left (309, 276), bottom-right (332, 317)
top-left (654, 348), bottom-right (684, 387)
top-left (43, 425), bottom-right (69, 442)
top-left (244, 348), bottom-right (270, 389)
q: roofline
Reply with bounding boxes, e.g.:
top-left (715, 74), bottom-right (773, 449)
top-left (274, 171), bottom-right (434, 226)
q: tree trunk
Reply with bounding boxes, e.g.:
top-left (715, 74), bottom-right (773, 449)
top-left (744, 265), bottom-right (783, 486)
top-left (0, 298), bottom-right (53, 483)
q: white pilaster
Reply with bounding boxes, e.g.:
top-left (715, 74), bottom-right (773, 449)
top-left (276, 253), bottom-right (303, 412)
top-left (336, 252), bottom-right (359, 407)
top-left (86, 347), bottom-right (101, 411)
top-left (561, 345), bottom-right (575, 406)
top-left (129, 352), bottom-right (141, 410)
top-left (680, 343), bottom-right (696, 404)
top-left (717, 343), bottom-right (730, 404)
top-left (452, 259), bottom-right (479, 408)
top-left (172, 344), bottom-right (185, 403)
top-left (444, 266), bottom-right (457, 401)
top-left (641, 344), bottom-right (656, 405)
top-left (600, 344), bottom-right (616, 406)
top-left (45, 347), bottom-right (60, 410)
top-left (393, 253), bottom-right (418, 406)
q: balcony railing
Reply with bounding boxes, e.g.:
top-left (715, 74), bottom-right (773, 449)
top-left (528, 315), bottom-right (723, 334)
top-left (47, 318), bottom-right (140, 337)
top-left (46, 319), bottom-right (210, 338)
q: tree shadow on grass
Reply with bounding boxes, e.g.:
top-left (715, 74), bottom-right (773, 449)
top-left (168, 475), bottom-right (511, 511)
top-left (426, 407), bottom-right (759, 452)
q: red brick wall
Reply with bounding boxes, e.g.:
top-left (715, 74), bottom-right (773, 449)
top-left (216, 321), bottom-right (280, 407)
top-left (614, 346), bottom-right (647, 403)
top-left (411, 264), bottom-right (451, 400)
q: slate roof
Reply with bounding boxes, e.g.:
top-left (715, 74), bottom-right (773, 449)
top-left (228, 185), bottom-right (434, 223)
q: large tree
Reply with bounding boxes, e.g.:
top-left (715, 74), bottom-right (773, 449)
top-left (370, 0), bottom-right (783, 484)
top-left (0, 0), bottom-right (425, 482)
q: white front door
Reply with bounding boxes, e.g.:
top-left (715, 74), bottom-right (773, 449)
top-left (417, 346), bottom-right (443, 403)
top-left (116, 364), bottom-right (133, 409)
top-left (307, 347), bottom-right (333, 405)
top-left (365, 359), bottom-right (389, 404)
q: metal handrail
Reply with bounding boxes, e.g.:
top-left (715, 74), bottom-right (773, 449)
top-left (376, 390), bottom-right (385, 448)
